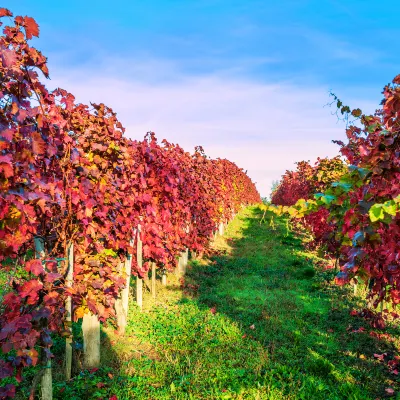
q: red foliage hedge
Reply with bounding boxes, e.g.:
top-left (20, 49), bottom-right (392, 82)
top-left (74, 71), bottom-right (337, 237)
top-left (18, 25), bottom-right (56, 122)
top-left (0, 9), bottom-right (260, 396)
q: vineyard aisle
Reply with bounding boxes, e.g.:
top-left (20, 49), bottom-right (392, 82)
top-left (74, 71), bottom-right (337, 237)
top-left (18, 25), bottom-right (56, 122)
top-left (56, 207), bottom-right (399, 399)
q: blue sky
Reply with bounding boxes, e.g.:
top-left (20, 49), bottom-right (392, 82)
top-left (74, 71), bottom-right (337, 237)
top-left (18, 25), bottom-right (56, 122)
top-left (4, 1), bottom-right (400, 195)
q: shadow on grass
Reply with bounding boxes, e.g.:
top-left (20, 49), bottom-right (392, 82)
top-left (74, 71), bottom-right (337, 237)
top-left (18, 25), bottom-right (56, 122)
top-left (181, 207), bottom-right (400, 399)
top-left (50, 206), bottom-right (400, 399)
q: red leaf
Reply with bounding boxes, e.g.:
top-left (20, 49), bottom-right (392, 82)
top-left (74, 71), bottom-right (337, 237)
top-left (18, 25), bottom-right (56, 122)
top-left (31, 131), bottom-right (46, 155)
top-left (1, 341), bottom-right (12, 353)
top-left (1, 49), bottom-right (17, 68)
top-left (393, 74), bottom-right (400, 84)
top-left (45, 273), bottom-right (62, 283)
top-left (43, 291), bottom-right (59, 306)
top-left (359, 144), bottom-right (369, 157)
top-left (0, 155), bottom-right (13, 178)
top-left (25, 259), bottom-right (44, 276)
top-left (0, 128), bottom-right (14, 141)
top-left (0, 360), bottom-right (13, 379)
top-left (20, 279), bottom-right (43, 303)
top-left (0, 8), bottom-right (12, 17)
top-left (0, 384), bottom-right (15, 398)
top-left (385, 388), bottom-right (395, 395)
top-left (23, 16), bottom-right (39, 39)
top-left (15, 368), bottom-right (22, 383)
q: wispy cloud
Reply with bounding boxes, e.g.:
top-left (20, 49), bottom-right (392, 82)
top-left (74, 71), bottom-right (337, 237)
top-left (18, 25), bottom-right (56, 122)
top-left (47, 57), bottom-right (376, 196)
top-left (299, 28), bottom-right (382, 65)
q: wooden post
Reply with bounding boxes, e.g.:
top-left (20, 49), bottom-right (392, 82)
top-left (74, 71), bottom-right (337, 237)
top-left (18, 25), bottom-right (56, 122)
top-left (136, 225), bottom-right (143, 310)
top-left (354, 276), bottom-right (358, 296)
top-left (151, 262), bottom-right (156, 299)
top-left (34, 237), bottom-right (52, 400)
top-left (162, 271), bottom-right (167, 286)
top-left (41, 361), bottom-right (52, 400)
top-left (182, 248), bottom-right (189, 273)
top-left (33, 236), bottom-right (45, 258)
top-left (65, 243), bottom-right (74, 380)
top-left (177, 250), bottom-right (187, 275)
top-left (136, 278), bottom-right (143, 310)
top-left (122, 243), bottom-right (133, 323)
top-left (82, 312), bottom-right (100, 368)
top-left (175, 256), bottom-right (180, 276)
top-left (115, 239), bottom-right (133, 334)
top-left (181, 253), bottom-right (185, 274)
top-left (219, 221), bottom-right (224, 236)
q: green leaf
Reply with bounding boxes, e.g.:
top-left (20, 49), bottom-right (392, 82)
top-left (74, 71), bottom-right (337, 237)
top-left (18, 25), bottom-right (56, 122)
top-left (382, 201), bottom-right (397, 216)
top-left (331, 181), bottom-right (353, 193)
top-left (103, 249), bottom-right (117, 257)
top-left (369, 204), bottom-right (384, 222)
top-left (321, 195), bottom-right (336, 205)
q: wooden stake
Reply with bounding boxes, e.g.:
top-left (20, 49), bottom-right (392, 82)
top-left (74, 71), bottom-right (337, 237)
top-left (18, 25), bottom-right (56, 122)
top-left (65, 243), bottom-right (74, 380)
top-left (122, 244), bottom-right (133, 323)
top-left (115, 239), bottom-right (133, 334)
top-left (33, 236), bottom-right (45, 258)
top-left (82, 312), bottom-right (100, 368)
top-left (219, 221), bottom-right (224, 236)
top-left (176, 256), bottom-right (181, 275)
top-left (151, 262), bottom-right (156, 299)
top-left (41, 360), bottom-right (52, 400)
top-left (177, 250), bottom-right (187, 275)
top-left (136, 277), bottom-right (143, 310)
top-left (183, 248), bottom-right (189, 266)
top-left (354, 276), bottom-right (358, 296)
top-left (136, 225), bottom-right (143, 310)
top-left (34, 237), bottom-right (52, 399)
top-left (162, 272), bottom-right (167, 286)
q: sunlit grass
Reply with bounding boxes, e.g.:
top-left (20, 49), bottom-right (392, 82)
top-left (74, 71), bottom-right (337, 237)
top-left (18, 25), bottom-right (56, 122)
top-left (50, 206), bottom-right (399, 399)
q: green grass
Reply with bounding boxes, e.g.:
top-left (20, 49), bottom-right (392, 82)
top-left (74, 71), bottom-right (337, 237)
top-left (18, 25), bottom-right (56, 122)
top-left (12, 207), bottom-right (400, 399)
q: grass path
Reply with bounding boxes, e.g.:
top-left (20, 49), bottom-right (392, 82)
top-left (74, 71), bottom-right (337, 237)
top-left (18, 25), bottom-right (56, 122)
top-left (55, 206), bottom-right (400, 399)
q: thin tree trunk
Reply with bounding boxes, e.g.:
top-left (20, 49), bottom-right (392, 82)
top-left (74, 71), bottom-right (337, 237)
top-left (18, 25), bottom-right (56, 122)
top-left (34, 237), bottom-right (53, 400)
top-left (115, 239), bottom-right (133, 334)
top-left (65, 243), bottom-right (74, 379)
top-left (151, 262), bottom-right (156, 299)
top-left (136, 225), bottom-right (143, 310)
